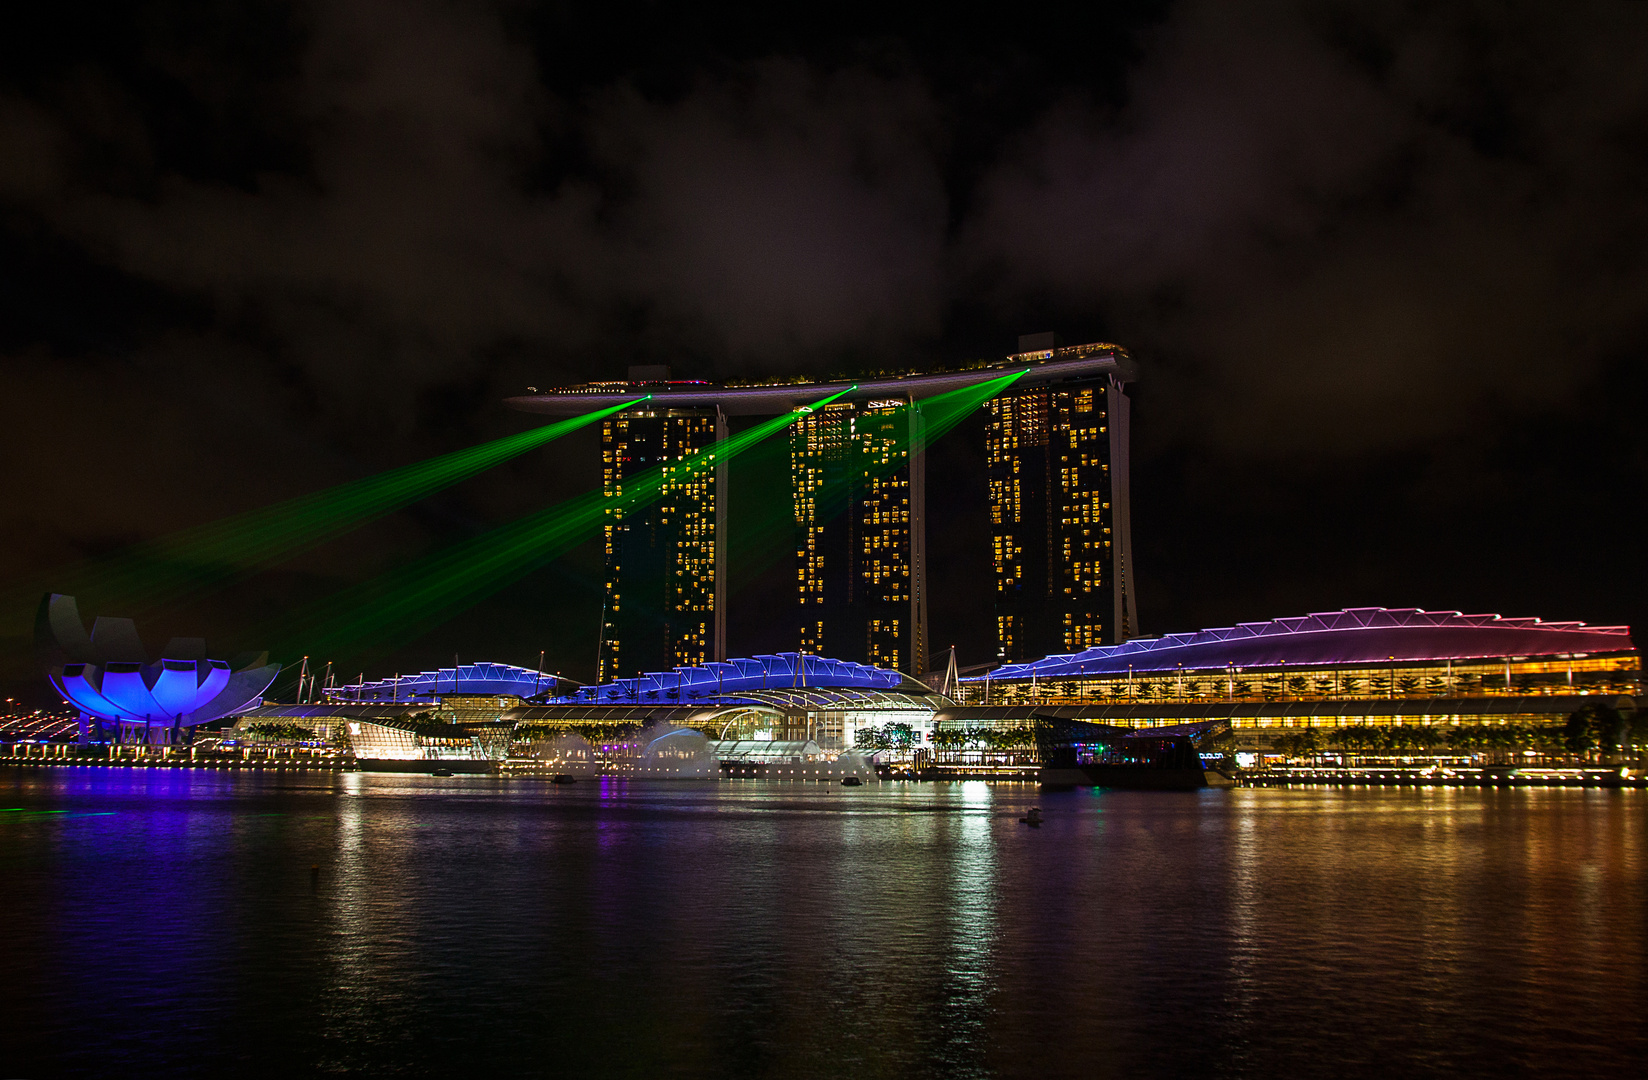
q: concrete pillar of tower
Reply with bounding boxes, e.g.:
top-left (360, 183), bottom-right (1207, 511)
top-left (909, 394), bottom-right (928, 678)
top-left (1107, 373), bottom-right (1136, 641)
top-left (714, 405), bottom-right (729, 662)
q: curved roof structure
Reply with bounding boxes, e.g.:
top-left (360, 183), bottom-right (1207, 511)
top-left (718, 688), bottom-right (944, 712)
top-left (506, 702), bottom-right (788, 731)
top-left (54, 659), bottom-right (280, 727)
top-left (708, 740), bottom-right (824, 762)
top-left (38, 595), bottom-right (280, 729)
top-left (505, 347), bottom-right (1133, 417)
top-left (342, 661), bottom-right (553, 703)
top-left (972, 608), bottom-right (1635, 681)
top-left (553, 652), bottom-right (927, 704)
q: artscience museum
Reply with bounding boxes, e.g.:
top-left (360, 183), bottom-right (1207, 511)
top-left (37, 594), bottom-right (280, 745)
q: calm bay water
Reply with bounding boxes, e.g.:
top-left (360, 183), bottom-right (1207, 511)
top-left (1, 767), bottom-right (1643, 1078)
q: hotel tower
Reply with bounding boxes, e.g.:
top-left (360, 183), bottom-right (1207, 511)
top-left (986, 335), bottom-right (1136, 661)
top-left (790, 398), bottom-right (926, 674)
top-left (508, 339), bottom-right (1135, 680)
top-left (597, 370), bottom-right (727, 680)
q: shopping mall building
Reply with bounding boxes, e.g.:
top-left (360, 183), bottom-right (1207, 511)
top-left (924, 606), bottom-right (1637, 763)
top-left (229, 606), bottom-right (1639, 773)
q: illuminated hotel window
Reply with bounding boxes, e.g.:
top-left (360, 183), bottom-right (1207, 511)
top-left (600, 409), bottom-right (719, 679)
top-left (987, 364), bottom-right (1127, 661)
top-left (790, 401), bottom-right (919, 672)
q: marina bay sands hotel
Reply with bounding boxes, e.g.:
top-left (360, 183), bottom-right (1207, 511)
top-left (506, 334), bottom-right (1137, 681)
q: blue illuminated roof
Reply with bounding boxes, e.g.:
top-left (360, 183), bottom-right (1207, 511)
top-left (341, 662), bottom-right (553, 703)
top-left (970, 608), bottom-right (1635, 681)
top-left (39, 594), bottom-right (280, 728)
top-left (53, 659), bottom-right (279, 726)
top-left (557, 653), bottom-right (905, 704)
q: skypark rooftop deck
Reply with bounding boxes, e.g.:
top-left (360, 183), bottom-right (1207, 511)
top-left (504, 344), bottom-right (1134, 416)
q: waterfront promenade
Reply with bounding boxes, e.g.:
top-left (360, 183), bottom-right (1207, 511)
top-left (3, 748), bottom-right (1642, 787)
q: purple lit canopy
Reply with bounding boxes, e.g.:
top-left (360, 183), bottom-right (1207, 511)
top-left (558, 653), bottom-right (906, 704)
top-left (343, 661), bottom-right (554, 703)
top-left (972, 608), bottom-right (1635, 681)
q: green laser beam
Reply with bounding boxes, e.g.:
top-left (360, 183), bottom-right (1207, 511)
top-left (789, 367), bottom-right (1027, 503)
top-left (270, 386), bottom-right (856, 663)
top-left (734, 370), bottom-right (1027, 590)
top-left (908, 367), bottom-right (1028, 451)
top-left (9, 398), bottom-right (643, 619)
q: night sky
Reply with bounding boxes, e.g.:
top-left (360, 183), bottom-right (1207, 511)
top-left (4, 1), bottom-right (1647, 703)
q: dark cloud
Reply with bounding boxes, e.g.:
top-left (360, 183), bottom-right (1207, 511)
top-left (590, 61), bottom-right (949, 362)
top-left (3, 0), bottom-right (1646, 698)
top-left (968, 0), bottom-right (1648, 453)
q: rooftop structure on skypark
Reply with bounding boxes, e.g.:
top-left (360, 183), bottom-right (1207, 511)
top-left (502, 346), bottom-right (1135, 417)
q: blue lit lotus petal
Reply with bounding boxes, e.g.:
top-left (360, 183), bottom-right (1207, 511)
top-left (150, 659), bottom-right (205, 716)
top-left (53, 665), bottom-right (124, 718)
top-left (184, 663), bottom-right (279, 724)
top-left (100, 663), bottom-right (163, 722)
top-left (194, 660), bottom-right (233, 708)
top-left (38, 595), bottom-right (282, 731)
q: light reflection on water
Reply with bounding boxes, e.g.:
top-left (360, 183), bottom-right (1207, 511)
top-left (0, 768), bottom-right (1643, 1078)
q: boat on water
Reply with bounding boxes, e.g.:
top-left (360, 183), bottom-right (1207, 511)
top-left (1042, 733), bottom-right (1235, 791)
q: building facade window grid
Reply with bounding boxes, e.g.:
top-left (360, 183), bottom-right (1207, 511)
top-left (986, 377), bottom-right (1123, 661)
top-left (601, 410), bottom-right (719, 680)
top-left (791, 402), bottom-right (915, 673)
